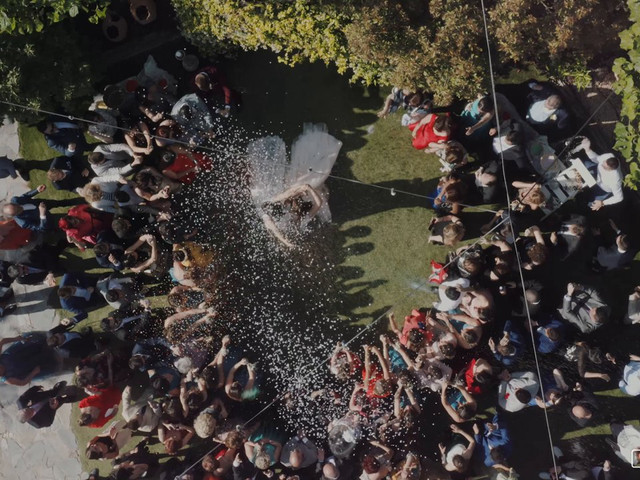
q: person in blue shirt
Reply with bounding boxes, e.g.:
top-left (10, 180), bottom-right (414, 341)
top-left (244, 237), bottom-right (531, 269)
top-left (472, 413), bottom-right (512, 467)
top-left (94, 231), bottom-right (126, 271)
top-left (0, 332), bottom-right (60, 386)
top-left (2, 185), bottom-right (50, 232)
top-left (46, 156), bottom-right (91, 193)
top-left (56, 273), bottom-right (100, 328)
top-left (37, 119), bottom-right (87, 158)
top-left (0, 155), bottom-right (18, 179)
top-left (532, 313), bottom-right (565, 354)
top-left (489, 320), bottom-right (525, 367)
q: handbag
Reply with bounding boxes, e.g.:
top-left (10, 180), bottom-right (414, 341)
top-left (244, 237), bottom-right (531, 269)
top-left (428, 260), bottom-right (448, 284)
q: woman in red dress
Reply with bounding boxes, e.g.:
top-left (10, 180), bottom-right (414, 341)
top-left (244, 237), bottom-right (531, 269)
top-left (58, 204), bottom-right (113, 250)
top-left (161, 150), bottom-right (214, 185)
top-left (408, 114), bottom-right (454, 152)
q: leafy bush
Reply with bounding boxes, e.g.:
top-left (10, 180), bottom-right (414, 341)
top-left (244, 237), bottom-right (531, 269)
top-left (172, 0), bottom-right (628, 102)
top-left (0, 0), bottom-right (108, 34)
top-left (613, 0), bottom-right (640, 189)
top-left (0, 23), bottom-right (97, 123)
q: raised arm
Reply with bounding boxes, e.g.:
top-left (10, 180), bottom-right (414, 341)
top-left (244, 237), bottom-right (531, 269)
top-left (392, 340), bottom-right (416, 369)
top-left (380, 335), bottom-right (390, 362)
top-left (124, 235), bottom-right (147, 255)
top-left (393, 384), bottom-right (403, 418)
top-left (363, 345), bottom-right (371, 385)
top-left (304, 185), bottom-right (323, 219)
top-left (349, 384), bottom-right (365, 411)
top-left (179, 377), bottom-right (190, 417)
top-left (388, 312), bottom-right (402, 339)
top-left (449, 312), bottom-right (481, 327)
top-left (451, 424), bottom-right (476, 458)
top-left (138, 122), bottom-right (154, 155)
top-left (466, 111), bottom-right (494, 135)
top-left (440, 385), bottom-right (464, 423)
top-left (164, 308), bottom-right (207, 329)
top-left (511, 180), bottom-right (536, 189)
top-left (6, 366), bottom-right (41, 386)
top-left (371, 346), bottom-right (391, 380)
top-left (0, 336), bottom-right (23, 353)
top-left (242, 363), bottom-right (257, 397)
top-left (369, 439), bottom-right (393, 459)
top-left (456, 383), bottom-right (475, 404)
top-left (243, 440), bottom-right (256, 460)
top-left (225, 359), bottom-right (246, 394)
top-left (404, 383), bottom-right (421, 413)
top-left (261, 214), bottom-right (295, 249)
top-left (208, 336), bottom-right (230, 389)
top-left (180, 425), bottom-right (195, 447)
top-left (130, 235), bottom-right (158, 273)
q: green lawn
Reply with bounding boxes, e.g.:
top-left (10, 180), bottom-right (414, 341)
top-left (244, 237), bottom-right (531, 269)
top-left (17, 51), bottom-right (640, 477)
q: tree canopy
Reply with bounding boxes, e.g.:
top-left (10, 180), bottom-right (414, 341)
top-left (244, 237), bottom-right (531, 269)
top-left (613, 0), bottom-right (640, 189)
top-left (0, 0), bottom-right (108, 34)
top-left (0, 23), bottom-right (96, 122)
top-left (173, 0), bottom-right (628, 102)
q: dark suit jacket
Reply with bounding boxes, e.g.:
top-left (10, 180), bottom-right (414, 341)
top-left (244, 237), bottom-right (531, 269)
top-left (0, 261), bottom-right (12, 288)
top-left (28, 404), bottom-right (56, 428)
top-left (17, 386), bottom-right (57, 428)
top-left (10, 189), bottom-right (49, 232)
top-left (232, 457), bottom-right (258, 480)
top-left (44, 122), bottom-right (87, 158)
top-left (59, 273), bottom-right (99, 324)
top-left (57, 335), bottom-right (96, 359)
top-left (14, 249), bottom-right (62, 285)
top-left (50, 156), bottom-right (90, 191)
top-left (560, 286), bottom-right (609, 334)
top-left (95, 230), bottom-right (125, 271)
top-left (18, 384), bottom-right (84, 428)
top-left (554, 231), bottom-right (582, 261)
top-left (527, 83), bottom-right (570, 130)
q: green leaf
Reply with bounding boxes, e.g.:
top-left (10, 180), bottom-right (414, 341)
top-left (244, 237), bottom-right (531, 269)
top-left (69, 5), bottom-right (79, 17)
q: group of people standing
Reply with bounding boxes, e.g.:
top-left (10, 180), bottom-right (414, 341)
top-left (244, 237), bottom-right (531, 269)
top-left (0, 53), bottom-right (638, 480)
top-left (362, 81), bottom-right (639, 479)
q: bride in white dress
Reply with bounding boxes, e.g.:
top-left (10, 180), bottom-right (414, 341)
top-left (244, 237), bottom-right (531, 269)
top-left (246, 123), bottom-right (343, 248)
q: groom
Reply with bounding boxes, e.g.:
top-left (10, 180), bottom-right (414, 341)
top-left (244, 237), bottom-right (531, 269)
top-left (17, 381), bottom-right (85, 429)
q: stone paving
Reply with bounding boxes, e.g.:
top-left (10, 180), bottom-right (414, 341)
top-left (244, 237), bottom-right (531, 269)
top-left (0, 118), bottom-right (82, 480)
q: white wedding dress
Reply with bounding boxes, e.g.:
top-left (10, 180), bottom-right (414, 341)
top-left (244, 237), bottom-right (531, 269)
top-left (247, 123), bottom-right (342, 229)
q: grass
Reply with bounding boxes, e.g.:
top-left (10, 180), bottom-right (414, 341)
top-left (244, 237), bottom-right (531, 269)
top-left (17, 50), bottom-right (640, 477)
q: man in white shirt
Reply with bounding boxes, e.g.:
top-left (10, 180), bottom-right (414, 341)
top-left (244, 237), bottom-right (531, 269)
top-left (96, 274), bottom-right (140, 310)
top-left (89, 144), bottom-right (140, 177)
top-left (121, 385), bottom-right (161, 432)
top-left (610, 422), bottom-right (640, 465)
top-left (619, 355), bottom-right (640, 396)
top-left (594, 234), bottom-right (633, 270)
top-left (625, 286), bottom-right (640, 325)
top-left (575, 138), bottom-right (623, 211)
top-left (497, 370), bottom-right (540, 412)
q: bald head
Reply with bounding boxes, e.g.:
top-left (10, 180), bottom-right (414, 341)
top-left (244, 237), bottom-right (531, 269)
top-left (572, 404), bottom-right (591, 419)
top-left (322, 463), bottom-right (340, 480)
top-left (194, 73), bottom-right (212, 91)
top-left (289, 448), bottom-right (303, 469)
top-left (2, 204), bottom-right (21, 217)
top-left (18, 407), bottom-right (35, 423)
top-left (525, 288), bottom-right (540, 305)
top-left (545, 94), bottom-right (562, 109)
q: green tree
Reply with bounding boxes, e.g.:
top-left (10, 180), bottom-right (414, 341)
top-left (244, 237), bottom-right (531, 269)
top-left (613, 0), bottom-right (640, 189)
top-left (343, 0), bottom-right (487, 102)
top-left (173, 0), bottom-right (627, 102)
top-left (489, 0), bottom-right (627, 86)
top-left (173, 0), bottom-right (351, 70)
top-left (0, 0), bottom-right (108, 34)
top-left (0, 23), bottom-right (96, 122)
